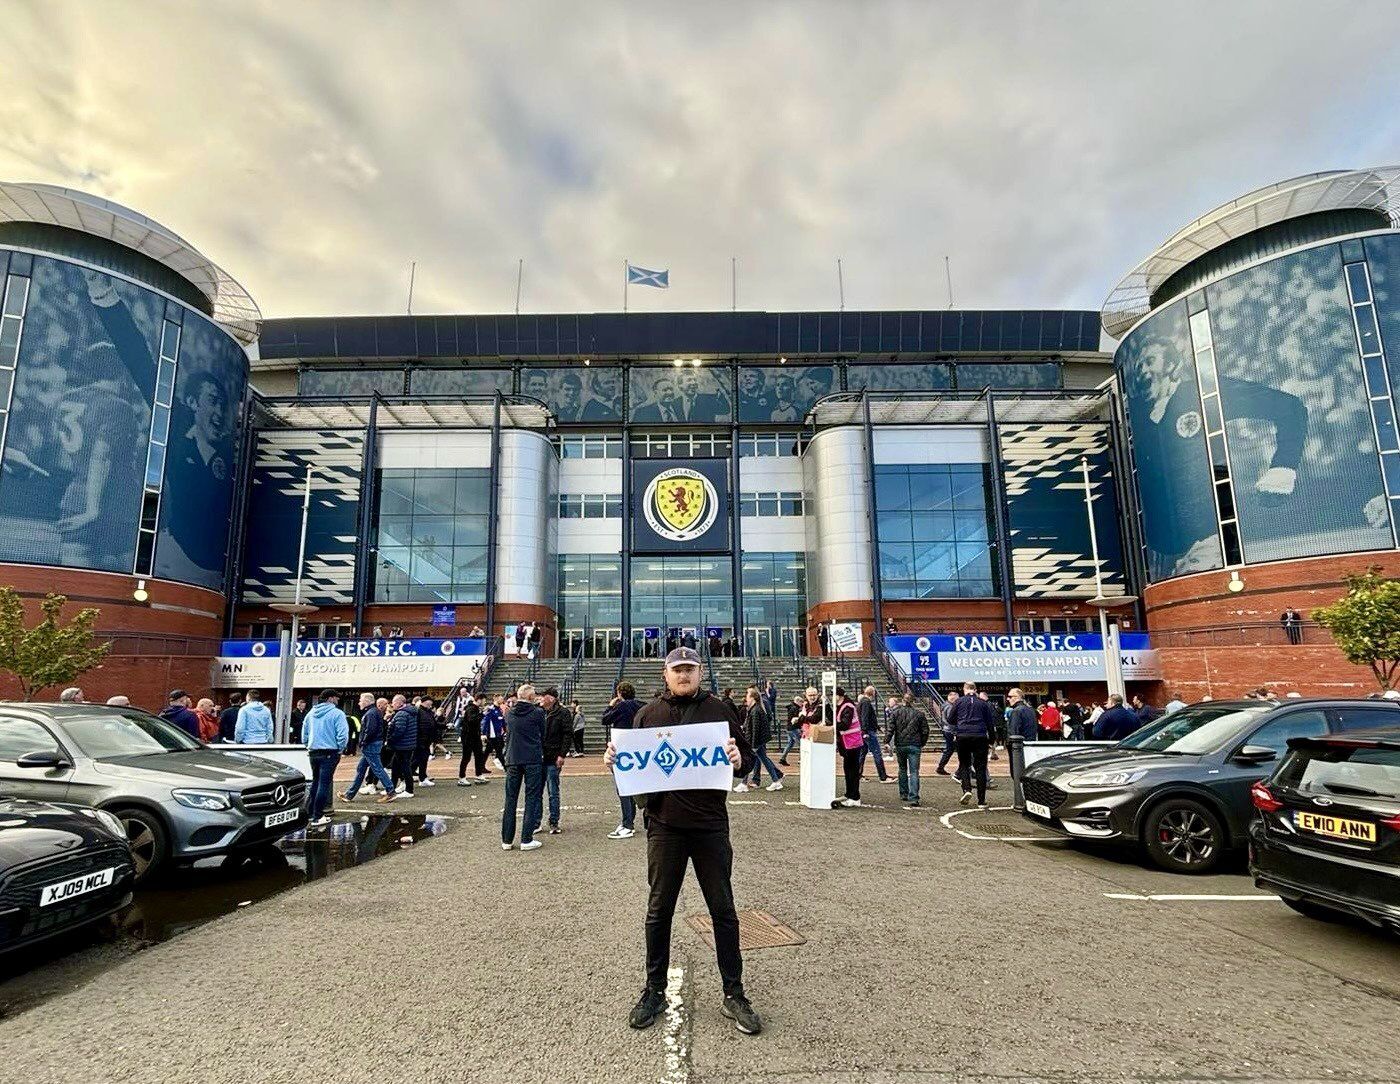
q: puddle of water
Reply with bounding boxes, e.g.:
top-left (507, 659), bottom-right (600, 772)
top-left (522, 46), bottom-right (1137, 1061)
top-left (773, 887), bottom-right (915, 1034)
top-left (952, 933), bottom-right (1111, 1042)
top-left (0, 813), bottom-right (446, 1017)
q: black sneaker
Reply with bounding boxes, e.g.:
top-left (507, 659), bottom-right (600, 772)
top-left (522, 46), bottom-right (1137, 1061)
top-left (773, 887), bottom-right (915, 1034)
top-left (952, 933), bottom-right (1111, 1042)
top-left (629, 987), bottom-right (666, 1030)
top-left (549, 825), bottom-right (561, 835)
top-left (721, 991), bottom-right (763, 1035)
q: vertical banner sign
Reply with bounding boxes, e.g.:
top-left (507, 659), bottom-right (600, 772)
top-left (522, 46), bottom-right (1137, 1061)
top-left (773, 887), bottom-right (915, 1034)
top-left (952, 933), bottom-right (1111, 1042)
top-left (632, 458), bottom-right (730, 553)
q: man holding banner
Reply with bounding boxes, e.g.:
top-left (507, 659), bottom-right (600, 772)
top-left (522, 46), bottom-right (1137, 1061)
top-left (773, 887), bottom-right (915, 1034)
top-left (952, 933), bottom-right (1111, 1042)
top-left (604, 646), bottom-right (762, 1036)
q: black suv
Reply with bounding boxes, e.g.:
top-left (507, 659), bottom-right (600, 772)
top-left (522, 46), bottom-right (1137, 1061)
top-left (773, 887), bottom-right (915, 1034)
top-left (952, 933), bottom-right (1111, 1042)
top-left (0, 796), bottom-right (135, 954)
top-left (1250, 728), bottom-right (1400, 933)
top-left (1018, 698), bottom-right (1400, 873)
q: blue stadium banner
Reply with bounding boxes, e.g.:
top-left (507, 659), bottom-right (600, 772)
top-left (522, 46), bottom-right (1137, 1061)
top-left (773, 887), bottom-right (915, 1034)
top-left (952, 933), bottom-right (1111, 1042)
top-left (211, 638), bottom-right (489, 690)
top-left (883, 632), bottom-right (1159, 683)
top-left (632, 458), bottom-right (730, 554)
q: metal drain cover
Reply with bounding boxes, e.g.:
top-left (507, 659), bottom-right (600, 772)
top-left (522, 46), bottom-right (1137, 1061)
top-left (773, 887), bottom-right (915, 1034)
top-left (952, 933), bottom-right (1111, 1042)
top-left (978, 822), bottom-right (1023, 834)
top-left (686, 909), bottom-right (806, 951)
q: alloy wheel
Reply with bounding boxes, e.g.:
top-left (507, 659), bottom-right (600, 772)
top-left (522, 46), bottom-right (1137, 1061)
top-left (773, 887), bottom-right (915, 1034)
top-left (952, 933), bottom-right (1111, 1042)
top-left (123, 816), bottom-right (158, 879)
top-left (1158, 809), bottom-right (1216, 866)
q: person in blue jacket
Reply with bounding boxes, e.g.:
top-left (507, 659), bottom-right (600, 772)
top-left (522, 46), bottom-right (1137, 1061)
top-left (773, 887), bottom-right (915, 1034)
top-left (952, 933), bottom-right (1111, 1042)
top-left (1094, 694), bottom-right (1143, 742)
top-left (501, 684), bottom-right (547, 851)
top-left (602, 681), bottom-right (643, 840)
top-left (1006, 688), bottom-right (1039, 743)
top-left (234, 689), bottom-right (275, 744)
top-left (303, 689), bottom-right (349, 827)
top-left (385, 694), bottom-right (420, 800)
top-left (159, 690), bottom-right (201, 739)
top-left (344, 694), bottom-right (395, 803)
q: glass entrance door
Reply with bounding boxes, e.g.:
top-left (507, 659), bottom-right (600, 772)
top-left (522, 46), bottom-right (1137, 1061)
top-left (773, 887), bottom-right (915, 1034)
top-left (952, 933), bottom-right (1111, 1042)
top-left (592, 627), bottom-right (622, 658)
top-left (560, 628), bottom-right (586, 658)
top-left (744, 627), bottom-right (772, 657)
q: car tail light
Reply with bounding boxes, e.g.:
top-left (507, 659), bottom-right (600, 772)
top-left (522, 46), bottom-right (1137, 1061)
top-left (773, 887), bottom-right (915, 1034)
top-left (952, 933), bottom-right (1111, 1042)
top-left (1382, 813), bottom-right (1400, 832)
top-left (1251, 781), bottom-right (1284, 813)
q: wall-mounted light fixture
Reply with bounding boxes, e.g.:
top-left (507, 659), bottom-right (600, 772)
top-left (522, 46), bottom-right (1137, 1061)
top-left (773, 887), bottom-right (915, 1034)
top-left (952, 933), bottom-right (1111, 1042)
top-left (133, 580), bottom-right (149, 603)
top-left (1227, 569), bottom-right (1245, 594)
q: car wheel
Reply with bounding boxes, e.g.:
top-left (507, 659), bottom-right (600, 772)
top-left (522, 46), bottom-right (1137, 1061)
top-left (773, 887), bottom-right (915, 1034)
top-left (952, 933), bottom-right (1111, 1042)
top-left (1281, 897), bottom-right (1348, 924)
top-left (1143, 798), bottom-right (1224, 874)
top-left (114, 807), bottom-right (168, 883)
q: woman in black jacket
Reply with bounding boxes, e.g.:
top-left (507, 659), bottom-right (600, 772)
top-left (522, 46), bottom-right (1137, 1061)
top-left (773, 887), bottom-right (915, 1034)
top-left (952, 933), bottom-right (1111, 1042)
top-left (740, 687), bottom-right (784, 792)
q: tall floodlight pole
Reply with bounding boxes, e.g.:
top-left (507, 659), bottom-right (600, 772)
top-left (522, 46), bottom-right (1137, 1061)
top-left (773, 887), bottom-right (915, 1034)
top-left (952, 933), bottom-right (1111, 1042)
top-left (271, 465), bottom-right (319, 743)
top-left (1081, 456), bottom-right (1134, 699)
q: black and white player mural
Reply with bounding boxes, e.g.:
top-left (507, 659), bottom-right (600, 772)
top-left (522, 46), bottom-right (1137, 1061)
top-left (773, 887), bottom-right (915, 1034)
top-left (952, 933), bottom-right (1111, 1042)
top-left (0, 258), bottom-right (159, 575)
top-left (1204, 243), bottom-right (1391, 564)
top-left (629, 367), bottom-right (733, 424)
top-left (735, 365), bottom-right (836, 423)
top-left (1120, 242), bottom-right (1394, 582)
top-left (521, 367), bottom-right (622, 422)
top-left (847, 362), bottom-right (952, 393)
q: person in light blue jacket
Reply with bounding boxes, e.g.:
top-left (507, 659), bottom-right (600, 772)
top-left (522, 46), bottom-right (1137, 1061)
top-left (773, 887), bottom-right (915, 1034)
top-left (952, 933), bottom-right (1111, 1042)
top-left (303, 689), bottom-right (349, 826)
top-left (234, 690), bottom-right (275, 744)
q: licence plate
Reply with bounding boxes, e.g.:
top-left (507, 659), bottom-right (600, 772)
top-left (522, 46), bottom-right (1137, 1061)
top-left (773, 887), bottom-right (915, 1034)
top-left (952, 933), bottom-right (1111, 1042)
top-left (40, 866), bottom-right (116, 908)
top-left (1295, 810), bottom-right (1376, 843)
top-left (1025, 800), bottom-right (1052, 820)
top-left (264, 807), bottom-right (300, 828)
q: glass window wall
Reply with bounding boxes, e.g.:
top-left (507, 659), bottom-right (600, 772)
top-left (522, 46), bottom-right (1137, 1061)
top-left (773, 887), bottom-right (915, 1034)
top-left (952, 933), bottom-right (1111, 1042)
top-left (875, 464), bottom-right (996, 598)
top-left (372, 467), bottom-right (490, 602)
top-left (629, 556), bottom-right (734, 635)
top-left (741, 552), bottom-right (807, 656)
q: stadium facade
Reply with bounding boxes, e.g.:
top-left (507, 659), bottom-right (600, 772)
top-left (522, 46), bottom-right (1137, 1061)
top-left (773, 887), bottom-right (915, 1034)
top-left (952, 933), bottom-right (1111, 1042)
top-left (0, 170), bottom-right (1397, 707)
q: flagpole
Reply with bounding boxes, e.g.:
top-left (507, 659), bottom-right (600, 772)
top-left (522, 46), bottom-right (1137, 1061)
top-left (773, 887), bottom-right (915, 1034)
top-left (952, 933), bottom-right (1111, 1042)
top-left (837, 258), bottom-right (845, 312)
top-left (515, 258), bottom-right (523, 315)
top-left (731, 256), bottom-right (737, 312)
top-left (623, 259), bottom-right (628, 313)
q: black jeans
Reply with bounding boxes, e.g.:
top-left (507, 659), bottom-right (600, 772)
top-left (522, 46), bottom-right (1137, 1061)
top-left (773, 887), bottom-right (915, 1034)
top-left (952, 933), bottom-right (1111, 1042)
top-left (645, 819), bottom-right (742, 997)
top-left (484, 736), bottom-right (505, 768)
top-left (936, 728), bottom-right (956, 772)
top-left (955, 735), bottom-right (990, 803)
top-left (840, 744), bottom-right (862, 801)
top-left (458, 729), bottom-right (486, 779)
top-left (502, 762), bottom-right (544, 845)
top-left (390, 747), bottom-right (416, 794)
top-left (414, 743), bottom-right (432, 781)
top-left (572, 729), bottom-right (585, 754)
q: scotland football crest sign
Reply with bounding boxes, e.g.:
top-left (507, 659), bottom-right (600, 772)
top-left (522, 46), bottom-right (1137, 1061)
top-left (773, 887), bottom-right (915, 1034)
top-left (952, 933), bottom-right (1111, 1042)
top-left (633, 459), bottom-right (729, 553)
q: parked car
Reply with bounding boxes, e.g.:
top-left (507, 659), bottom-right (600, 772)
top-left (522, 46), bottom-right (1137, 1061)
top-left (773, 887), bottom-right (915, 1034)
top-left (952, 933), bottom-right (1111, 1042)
top-left (0, 796), bottom-right (135, 954)
top-left (0, 704), bottom-right (308, 882)
top-left (1250, 728), bottom-right (1400, 933)
top-left (1018, 698), bottom-right (1400, 873)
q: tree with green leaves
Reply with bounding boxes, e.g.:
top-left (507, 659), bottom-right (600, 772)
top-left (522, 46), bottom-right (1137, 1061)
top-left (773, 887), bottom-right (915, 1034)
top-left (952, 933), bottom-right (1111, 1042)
top-left (0, 588), bottom-right (112, 701)
top-left (1312, 567), bottom-right (1400, 692)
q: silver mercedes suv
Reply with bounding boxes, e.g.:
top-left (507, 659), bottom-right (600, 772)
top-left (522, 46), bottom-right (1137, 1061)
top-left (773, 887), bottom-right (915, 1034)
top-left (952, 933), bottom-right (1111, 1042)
top-left (0, 703), bottom-right (308, 881)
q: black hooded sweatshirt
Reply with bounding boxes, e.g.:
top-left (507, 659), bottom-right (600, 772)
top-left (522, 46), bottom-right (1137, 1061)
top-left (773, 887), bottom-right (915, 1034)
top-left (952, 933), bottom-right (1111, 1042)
top-left (632, 689), bottom-right (754, 829)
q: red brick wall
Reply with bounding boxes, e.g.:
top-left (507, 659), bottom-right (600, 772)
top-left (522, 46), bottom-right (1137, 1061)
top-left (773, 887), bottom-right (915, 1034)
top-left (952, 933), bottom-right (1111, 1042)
top-left (1144, 551), bottom-right (1400, 699)
top-left (0, 564), bottom-right (226, 710)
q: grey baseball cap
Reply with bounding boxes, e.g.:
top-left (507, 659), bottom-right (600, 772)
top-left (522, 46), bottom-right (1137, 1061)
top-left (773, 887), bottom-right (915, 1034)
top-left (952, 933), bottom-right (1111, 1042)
top-left (664, 647), bottom-right (702, 669)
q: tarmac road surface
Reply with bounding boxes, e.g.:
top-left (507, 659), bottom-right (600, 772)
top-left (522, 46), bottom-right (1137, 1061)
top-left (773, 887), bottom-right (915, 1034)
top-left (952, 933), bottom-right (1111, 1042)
top-left (3, 772), bottom-right (1399, 1084)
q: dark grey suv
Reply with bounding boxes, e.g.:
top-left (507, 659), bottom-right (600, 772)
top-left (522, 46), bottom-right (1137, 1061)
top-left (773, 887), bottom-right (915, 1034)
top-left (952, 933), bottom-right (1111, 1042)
top-left (0, 704), bottom-right (308, 882)
top-left (1019, 698), bottom-right (1400, 873)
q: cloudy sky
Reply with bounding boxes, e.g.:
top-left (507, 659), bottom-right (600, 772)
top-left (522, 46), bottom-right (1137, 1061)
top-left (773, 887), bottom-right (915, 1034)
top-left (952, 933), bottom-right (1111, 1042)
top-left (3, 1), bottom-right (1400, 332)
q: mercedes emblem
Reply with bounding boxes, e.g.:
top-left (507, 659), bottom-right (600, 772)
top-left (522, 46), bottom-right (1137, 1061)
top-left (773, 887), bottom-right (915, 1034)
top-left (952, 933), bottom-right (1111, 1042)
top-left (273, 784), bottom-right (288, 806)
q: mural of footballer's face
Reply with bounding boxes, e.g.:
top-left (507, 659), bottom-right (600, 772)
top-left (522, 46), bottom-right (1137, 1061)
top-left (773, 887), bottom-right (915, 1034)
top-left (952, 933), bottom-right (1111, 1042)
top-left (678, 370), bottom-right (701, 398)
top-left (654, 376), bottom-right (677, 402)
top-left (738, 368), bottom-right (763, 396)
top-left (526, 373), bottom-right (549, 399)
top-left (557, 376), bottom-right (581, 411)
top-left (192, 379), bottom-right (228, 438)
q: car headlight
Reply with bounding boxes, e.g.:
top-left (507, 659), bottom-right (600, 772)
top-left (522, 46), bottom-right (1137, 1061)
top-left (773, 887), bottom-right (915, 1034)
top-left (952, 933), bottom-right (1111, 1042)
top-left (80, 807), bottom-right (126, 838)
top-left (1065, 770), bottom-right (1148, 789)
top-left (171, 788), bottom-right (232, 811)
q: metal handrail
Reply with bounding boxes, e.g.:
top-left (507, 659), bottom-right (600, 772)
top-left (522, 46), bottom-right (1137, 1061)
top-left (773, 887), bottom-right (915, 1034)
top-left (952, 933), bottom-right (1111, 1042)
top-left (561, 624), bottom-right (588, 705)
top-left (871, 633), bottom-right (948, 716)
top-left (699, 635), bottom-right (719, 693)
top-left (476, 635), bottom-right (506, 694)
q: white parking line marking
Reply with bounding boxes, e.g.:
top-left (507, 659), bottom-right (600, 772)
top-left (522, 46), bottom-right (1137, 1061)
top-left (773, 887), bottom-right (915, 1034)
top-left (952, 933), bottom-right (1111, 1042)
top-left (1103, 892), bottom-right (1281, 902)
top-left (661, 965), bottom-right (689, 1084)
top-left (938, 806), bottom-right (1064, 842)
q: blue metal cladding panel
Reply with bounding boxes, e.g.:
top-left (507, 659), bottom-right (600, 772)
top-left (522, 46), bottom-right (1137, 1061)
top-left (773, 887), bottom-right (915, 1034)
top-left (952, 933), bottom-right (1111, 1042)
top-left (240, 429), bottom-right (363, 606)
top-left (0, 255), bottom-right (159, 575)
top-left (1116, 298), bottom-right (1223, 581)
top-left (153, 313), bottom-right (249, 590)
top-left (1000, 424), bottom-right (1126, 597)
top-left (1204, 243), bottom-right (1391, 562)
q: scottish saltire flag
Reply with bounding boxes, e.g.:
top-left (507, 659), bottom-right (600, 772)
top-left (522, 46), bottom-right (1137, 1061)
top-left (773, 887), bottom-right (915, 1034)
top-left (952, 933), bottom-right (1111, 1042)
top-left (627, 263), bottom-right (669, 288)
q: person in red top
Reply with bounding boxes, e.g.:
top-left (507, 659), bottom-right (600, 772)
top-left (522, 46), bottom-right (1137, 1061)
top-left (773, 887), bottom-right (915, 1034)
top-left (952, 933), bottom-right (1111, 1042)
top-left (1038, 699), bottom-right (1063, 741)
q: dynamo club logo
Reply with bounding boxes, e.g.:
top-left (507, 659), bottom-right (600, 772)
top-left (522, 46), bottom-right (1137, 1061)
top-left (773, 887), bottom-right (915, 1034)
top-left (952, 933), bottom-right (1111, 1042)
top-left (643, 467), bottom-right (718, 542)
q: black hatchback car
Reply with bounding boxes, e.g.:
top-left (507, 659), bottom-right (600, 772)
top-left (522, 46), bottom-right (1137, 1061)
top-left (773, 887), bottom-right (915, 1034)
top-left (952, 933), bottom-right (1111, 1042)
top-left (0, 796), bottom-right (135, 954)
top-left (1250, 728), bottom-right (1400, 933)
top-left (1018, 698), bottom-right (1400, 873)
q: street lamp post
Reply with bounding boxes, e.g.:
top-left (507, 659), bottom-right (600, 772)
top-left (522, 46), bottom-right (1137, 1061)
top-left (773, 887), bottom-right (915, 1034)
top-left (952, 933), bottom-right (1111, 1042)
top-left (1080, 456), bottom-right (1137, 700)
top-left (269, 466), bottom-right (319, 743)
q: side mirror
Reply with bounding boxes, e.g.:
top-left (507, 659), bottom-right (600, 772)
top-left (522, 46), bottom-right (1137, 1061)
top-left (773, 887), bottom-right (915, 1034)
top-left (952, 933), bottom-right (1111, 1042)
top-left (1234, 745), bottom-right (1277, 765)
top-left (16, 749), bottom-right (71, 770)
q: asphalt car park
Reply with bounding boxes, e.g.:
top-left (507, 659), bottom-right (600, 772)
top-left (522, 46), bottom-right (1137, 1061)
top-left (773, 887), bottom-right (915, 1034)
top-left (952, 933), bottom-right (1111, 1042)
top-left (4, 772), bottom-right (1399, 1084)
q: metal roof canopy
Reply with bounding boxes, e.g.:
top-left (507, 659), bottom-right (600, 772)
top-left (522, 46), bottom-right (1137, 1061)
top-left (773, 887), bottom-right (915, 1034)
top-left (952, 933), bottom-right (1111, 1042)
top-left (1101, 166), bottom-right (1400, 340)
top-left (252, 394), bottom-right (554, 431)
top-left (805, 389), bottom-right (1112, 428)
top-left (0, 181), bottom-right (261, 345)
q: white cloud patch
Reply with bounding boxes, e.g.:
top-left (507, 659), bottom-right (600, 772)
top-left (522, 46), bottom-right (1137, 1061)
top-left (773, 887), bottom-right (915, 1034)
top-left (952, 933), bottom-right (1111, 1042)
top-left (1, 0), bottom-right (1399, 330)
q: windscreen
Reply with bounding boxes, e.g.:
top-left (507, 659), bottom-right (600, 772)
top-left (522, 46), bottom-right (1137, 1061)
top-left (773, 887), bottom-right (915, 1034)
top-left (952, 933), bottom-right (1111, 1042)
top-left (1118, 703), bottom-right (1271, 755)
top-left (62, 710), bottom-right (201, 759)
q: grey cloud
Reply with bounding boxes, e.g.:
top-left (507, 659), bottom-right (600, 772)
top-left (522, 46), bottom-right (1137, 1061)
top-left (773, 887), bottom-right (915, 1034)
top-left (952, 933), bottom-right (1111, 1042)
top-left (1, 0), bottom-right (1399, 325)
